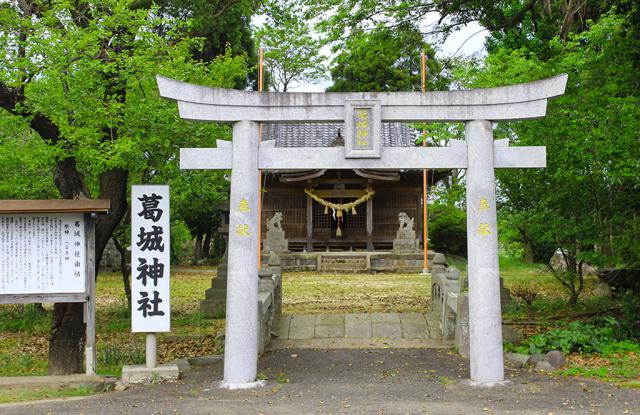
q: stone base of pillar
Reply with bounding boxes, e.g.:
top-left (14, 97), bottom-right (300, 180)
top-left (460, 379), bottom-right (512, 388)
top-left (217, 379), bottom-right (267, 390)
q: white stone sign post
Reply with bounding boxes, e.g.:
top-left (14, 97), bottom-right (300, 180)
top-left (124, 185), bottom-right (178, 383)
top-left (157, 74), bottom-right (567, 388)
top-left (128, 185), bottom-right (175, 381)
top-left (0, 199), bottom-right (110, 375)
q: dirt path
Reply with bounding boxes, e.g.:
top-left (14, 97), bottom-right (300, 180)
top-left (2, 348), bottom-right (639, 415)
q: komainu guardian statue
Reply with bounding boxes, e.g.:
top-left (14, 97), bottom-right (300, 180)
top-left (263, 212), bottom-right (288, 253)
top-left (393, 212), bottom-right (420, 253)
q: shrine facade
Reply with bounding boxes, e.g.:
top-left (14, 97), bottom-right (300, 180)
top-left (260, 122), bottom-right (444, 251)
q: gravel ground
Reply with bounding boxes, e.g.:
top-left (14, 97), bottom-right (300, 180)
top-left (2, 348), bottom-right (639, 415)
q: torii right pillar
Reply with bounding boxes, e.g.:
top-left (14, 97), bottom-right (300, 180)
top-left (465, 120), bottom-right (507, 386)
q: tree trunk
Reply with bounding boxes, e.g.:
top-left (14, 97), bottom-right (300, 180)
top-left (48, 162), bottom-right (128, 375)
top-left (568, 290), bottom-right (579, 306)
top-left (95, 168), bottom-right (129, 267)
top-left (193, 232), bottom-right (203, 262)
top-left (112, 236), bottom-right (131, 307)
top-left (49, 157), bottom-right (91, 375)
top-left (48, 302), bottom-right (86, 374)
top-left (523, 241), bottom-right (534, 263)
top-left (203, 231), bottom-right (212, 258)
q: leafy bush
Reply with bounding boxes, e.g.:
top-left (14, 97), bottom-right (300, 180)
top-left (428, 204), bottom-right (467, 255)
top-left (620, 294), bottom-right (640, 339)
top-left (599, 340), bottom-right (640, 357)
top-left (515, 317), bottom-right (618, 355)
top-left (170, 219), bottom-right (192, 265)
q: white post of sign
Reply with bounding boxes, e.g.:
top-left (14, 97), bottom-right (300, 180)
top-left (131, 185), bottom-right (171, 370)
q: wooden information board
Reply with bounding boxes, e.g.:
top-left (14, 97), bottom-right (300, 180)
top-left (0, 200), bottom-right (110, 374)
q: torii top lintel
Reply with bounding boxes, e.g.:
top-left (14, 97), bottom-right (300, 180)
top-left (156, 74), bottom-right (567, 123)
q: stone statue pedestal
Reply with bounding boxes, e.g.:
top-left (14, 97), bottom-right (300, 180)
top-left (263, 234), bottom-right (288, 253)
top-left (392, 237), bottom-right (420, 253)
top-left (263, 212), bottom-right (289, 254)
top-left (392, 212), bottom-right (420, 253)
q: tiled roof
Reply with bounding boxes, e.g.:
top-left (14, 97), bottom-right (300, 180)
top-left (263, 123), bottom-right (418, 147)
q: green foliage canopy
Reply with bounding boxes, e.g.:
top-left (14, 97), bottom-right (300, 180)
top-left (457, 11), bottom-right (640, 301)
top-left (326, 24), bottom-right (443, 92)
top-left (254, 0), bottom-right (326, 91)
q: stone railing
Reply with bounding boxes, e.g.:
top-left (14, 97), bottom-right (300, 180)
top-left (429, 255), bottom-right (472, 357)
top-left (257, 255), bottom-right (283, 354)
top-left (200, 252), bottom-right (283, 355)
top-left (430, 256), bottom-right (514, 359)
top-left (430, 253), bottom-right (461, 331)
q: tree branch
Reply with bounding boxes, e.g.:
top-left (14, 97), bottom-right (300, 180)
top-left (0, 82), bottom-right (23, 113)
top-left (212, 0), bottom-right (241, 18)
top-left (495, 0), bottom-right (538, 31)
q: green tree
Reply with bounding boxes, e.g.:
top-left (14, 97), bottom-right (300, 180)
top-left (0, 113), bottom-right (58, 199)
top-left (302, 0), bottom-right (633, 48)
top-left (457, 12), bottom-right (640, 303)
top-left (146, 0), bottom-right (259, 87)
top-left (326, 24), bottom-right (443, 92)
top-left (254, 0), bottom-right (326, 91)
top-left (171, 170), bottom-right (230, 262)
top-left (0, 0), bottom-right (248, 373)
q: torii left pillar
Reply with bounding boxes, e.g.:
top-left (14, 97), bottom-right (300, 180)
top-left (218, 120), bottom-right (266, 389)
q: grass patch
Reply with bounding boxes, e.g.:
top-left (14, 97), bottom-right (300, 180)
top-left (0, 305), bottom-right (50, 334)
top-left (282, 271), bottom-right (430, 314)
top-left (0, 268), bottom-right (224, 378)
top-left (0, 385), bottom-right (96, 404)
top-left (449, 255), bottom-right (618, 321)
top-left (560, 349), bottom-right (640, 383)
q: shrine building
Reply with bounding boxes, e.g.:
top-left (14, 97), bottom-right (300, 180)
top-left (260, 122), bottom-right (446, 253)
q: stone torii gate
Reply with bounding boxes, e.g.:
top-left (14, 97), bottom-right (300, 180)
top-left (157, 74), bottom-right (567, 389)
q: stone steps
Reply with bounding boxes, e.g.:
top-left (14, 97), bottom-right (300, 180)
top-left (273, 313), bottom-right (442, 341)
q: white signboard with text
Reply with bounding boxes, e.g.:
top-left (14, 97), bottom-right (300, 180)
top-left (131, 185), bottom-right (171, 333)
top-left (0, 213), bottom-right (86, 294)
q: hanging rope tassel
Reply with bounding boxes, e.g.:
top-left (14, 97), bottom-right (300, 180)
top-left (304, 187), bottom-right (375, 238)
